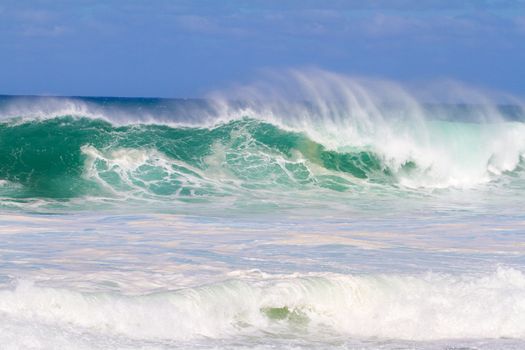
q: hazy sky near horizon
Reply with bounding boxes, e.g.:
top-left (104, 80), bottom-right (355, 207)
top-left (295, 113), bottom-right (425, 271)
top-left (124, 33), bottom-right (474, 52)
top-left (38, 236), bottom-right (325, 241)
top-left (1, 0), bottom-right (525, 97)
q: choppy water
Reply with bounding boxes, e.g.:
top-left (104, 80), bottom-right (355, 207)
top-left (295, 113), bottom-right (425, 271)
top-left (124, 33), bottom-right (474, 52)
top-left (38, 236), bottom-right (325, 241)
top-left (1, 72), bottom-right (525, 349)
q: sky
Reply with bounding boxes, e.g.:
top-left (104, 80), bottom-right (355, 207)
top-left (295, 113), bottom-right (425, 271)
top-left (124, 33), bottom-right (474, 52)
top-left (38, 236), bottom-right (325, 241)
top-left (1, 0), bottom-right (525, 97)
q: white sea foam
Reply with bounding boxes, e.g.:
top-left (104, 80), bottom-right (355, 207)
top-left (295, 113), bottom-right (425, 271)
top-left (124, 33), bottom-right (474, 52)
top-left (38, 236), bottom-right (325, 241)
top-left (80, 145), bottom-right (233, 199)
top-left (0, 267), bottom-right (524, 346)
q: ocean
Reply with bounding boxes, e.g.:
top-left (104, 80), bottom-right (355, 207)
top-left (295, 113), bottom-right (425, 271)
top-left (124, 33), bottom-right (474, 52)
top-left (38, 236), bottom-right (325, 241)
top-left (1, 75), bottom-right (525, 349)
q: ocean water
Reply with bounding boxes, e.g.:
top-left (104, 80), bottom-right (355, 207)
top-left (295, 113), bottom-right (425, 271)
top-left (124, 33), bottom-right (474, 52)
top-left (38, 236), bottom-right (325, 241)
top-left (1, 74), bottom-right (525, 349)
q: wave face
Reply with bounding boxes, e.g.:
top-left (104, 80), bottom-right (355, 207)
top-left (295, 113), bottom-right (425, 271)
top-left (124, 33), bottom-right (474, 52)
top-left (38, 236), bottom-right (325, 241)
top-left (0, 112), bottom-right (524, 207)
top-left (1, 72), bottom-right (525, 211)
top-left (0, 116), bottom-right (396, 200)
top-left (1, 268), bottom-right (525, 348)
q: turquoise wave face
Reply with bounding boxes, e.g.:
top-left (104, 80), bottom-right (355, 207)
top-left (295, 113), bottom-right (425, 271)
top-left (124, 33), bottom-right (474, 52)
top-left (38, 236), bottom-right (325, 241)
top-left (0, 116), bottom-right (398, 201)
top-left (1, 112), bottom-right (525, 213)
top-left (1, 93), bottom-right (525, 214)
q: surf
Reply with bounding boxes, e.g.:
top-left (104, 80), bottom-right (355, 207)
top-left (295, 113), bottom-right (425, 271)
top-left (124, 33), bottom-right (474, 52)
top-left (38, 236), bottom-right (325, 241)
top-left (1, 71), bottom-right (525, 211)
top-left (1, 267), bottom-right (524, 345)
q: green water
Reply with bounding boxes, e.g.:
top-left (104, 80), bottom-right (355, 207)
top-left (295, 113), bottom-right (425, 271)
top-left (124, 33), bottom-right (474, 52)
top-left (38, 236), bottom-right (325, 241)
top-left (0, 117), bottom-right (395, 200)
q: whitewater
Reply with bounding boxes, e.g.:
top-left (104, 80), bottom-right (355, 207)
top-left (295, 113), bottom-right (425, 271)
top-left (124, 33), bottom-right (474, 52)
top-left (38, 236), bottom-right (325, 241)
top-left (0, 70), bottom-right (525, 349)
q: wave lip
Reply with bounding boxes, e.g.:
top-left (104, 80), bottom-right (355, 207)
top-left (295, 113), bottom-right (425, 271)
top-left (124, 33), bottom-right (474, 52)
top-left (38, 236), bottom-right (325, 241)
top-left (1, 267), bottom-right (524, 342)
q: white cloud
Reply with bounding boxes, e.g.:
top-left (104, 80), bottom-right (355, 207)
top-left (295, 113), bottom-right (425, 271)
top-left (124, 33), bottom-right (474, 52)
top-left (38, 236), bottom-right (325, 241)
top-left (175, 14), bottom-right (249, 37)
top-left (21, 25), bottom-right (67, 37)
top-left (515, 16), bottom-right (525, 34)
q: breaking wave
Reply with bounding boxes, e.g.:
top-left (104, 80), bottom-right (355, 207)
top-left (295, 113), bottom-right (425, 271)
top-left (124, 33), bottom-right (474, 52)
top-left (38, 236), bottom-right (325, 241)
top-left (1, 267), bottom-right (524, 344)
top-left (1, 70), bottom-right (525, 208)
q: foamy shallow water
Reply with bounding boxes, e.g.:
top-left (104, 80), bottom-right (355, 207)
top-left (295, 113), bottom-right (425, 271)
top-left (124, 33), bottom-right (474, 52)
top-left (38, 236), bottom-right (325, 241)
top-left (0, 212), bottom-right (524, 349)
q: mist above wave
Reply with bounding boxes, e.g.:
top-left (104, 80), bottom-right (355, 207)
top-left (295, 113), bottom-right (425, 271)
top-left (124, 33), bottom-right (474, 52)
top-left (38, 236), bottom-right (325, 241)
top-left (210, 69), bottom-right (525, 188)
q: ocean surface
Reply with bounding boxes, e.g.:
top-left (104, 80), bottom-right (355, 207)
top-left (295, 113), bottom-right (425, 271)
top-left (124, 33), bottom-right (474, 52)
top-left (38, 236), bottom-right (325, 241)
top-left (1, 76), bottom-right (525, 349)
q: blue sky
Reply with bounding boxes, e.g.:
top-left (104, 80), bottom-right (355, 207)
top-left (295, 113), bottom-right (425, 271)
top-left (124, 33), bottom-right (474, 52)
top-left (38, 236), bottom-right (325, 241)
top-left (1, 0), bottom-right (525, 97)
